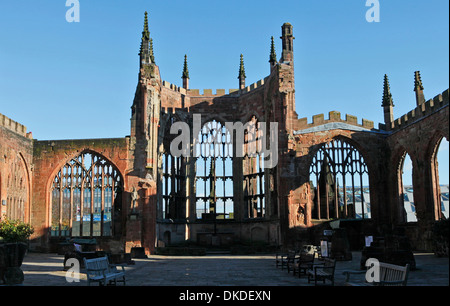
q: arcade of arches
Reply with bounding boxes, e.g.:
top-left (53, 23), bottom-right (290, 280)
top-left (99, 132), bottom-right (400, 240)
top-left (0, 18), bottom-right (448, 255)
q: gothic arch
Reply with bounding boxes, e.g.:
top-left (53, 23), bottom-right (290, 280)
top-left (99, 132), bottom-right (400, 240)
top-left (308, 135), bottom-right (371, 220)
top-left (427, 132), bottom-right (449, 220)
top-left (395, 149), bottom-right (416, 223)
top-left (48, 150), bottom-right (124, 237)
top-left (194, 119), bottom-right (234, 220)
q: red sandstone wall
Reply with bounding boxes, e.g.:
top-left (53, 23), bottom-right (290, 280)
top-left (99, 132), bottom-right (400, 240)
top-left (0, 121), bottom-right (33, 223)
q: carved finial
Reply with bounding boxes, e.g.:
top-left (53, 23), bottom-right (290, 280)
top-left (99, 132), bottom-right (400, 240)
top-left (269, 36), bottom-right (277, 65)
top-left (142, 11), bottom-right (150, 41)
top-left (414, 71), bottom-right (424, 91)
top-left (238, 54), bottom-right (246, 89)
top-left (382, 74), bottom-right (394, 107)
top-left (140, 12), bottom-right (150, 57)
top-left (414, 71), bottom-right (425, 105)
top-left (239, 54), bottom-right (246, 79)
top-left (182, 54), bottom-right (189, 79)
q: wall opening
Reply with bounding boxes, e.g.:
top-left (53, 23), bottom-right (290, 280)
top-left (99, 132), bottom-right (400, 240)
top-left (195, 120), bottom-right (234, 220)
top-left (399, 152), bottom-right (416, 222)
top-left (309, 138), bottom-right (371, 220)
top-left (433, 138), bottom-right (449, 219)
top-left (50, 151), bottom-right (123, 237)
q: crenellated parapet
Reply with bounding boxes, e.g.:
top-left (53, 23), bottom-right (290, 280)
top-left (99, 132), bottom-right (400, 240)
top-left (387, 88), bottom-right (449, 132)
top-left (295, 110), bottom-right (377, 134)
top-left (0, 113), bottom-right (32, 139)
top-left (161, 76), bottom-right (269, 97)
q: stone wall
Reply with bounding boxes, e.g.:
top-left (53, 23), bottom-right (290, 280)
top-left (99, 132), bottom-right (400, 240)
top-left (0, 113), bottom-right (33, 222)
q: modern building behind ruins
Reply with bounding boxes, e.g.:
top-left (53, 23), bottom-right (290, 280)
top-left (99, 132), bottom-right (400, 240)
top-left (0, 13), bottom-right (448, 255)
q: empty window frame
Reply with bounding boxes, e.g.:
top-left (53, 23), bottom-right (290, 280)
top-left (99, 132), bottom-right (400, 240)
top-left (161, 152), bottom-right (185, 219)
top-left (50, 151), bottom-right (122, 237)
top-left (399, 152), bottom-right (416, 222)
top-left (243, 116), bottom-right (266, 218)
top-left (195, 120), bottom-right (234, 220)
top-left (309, 139), bottom-right (370, 220)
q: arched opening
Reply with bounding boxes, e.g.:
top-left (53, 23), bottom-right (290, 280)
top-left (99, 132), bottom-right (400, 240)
top-left (433, 137), bottom-right (449, 219)
top-left (50, 151), bottom-right (123, 237)
top-left (399, 152), bottom-right (416, 222)
top-left (309, 138), bottom-right (371, 220)
top-left (195, 120), bottom-right (234, 220)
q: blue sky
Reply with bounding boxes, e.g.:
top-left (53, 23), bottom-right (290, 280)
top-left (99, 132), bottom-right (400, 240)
top-left (0, 0), bottom-right (448, 183)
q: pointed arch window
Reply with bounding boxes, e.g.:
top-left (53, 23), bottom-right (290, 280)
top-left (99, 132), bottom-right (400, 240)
top-left (160, 115), bottom-right (186, 220)
top-left (50, 151), bottom-right (123, 237)
top-left (432, 137), bottom-right (449, 220)
top-left (195, 120), bottom-right (234, 220)
top-left (6, 153), bottom-right (28, 221)
top-left (309, 139), bottom-right (371, 220)
top-left (399, 152), bottom-right (416, 222)
top-left (243, 116), bottom-right (266, 218)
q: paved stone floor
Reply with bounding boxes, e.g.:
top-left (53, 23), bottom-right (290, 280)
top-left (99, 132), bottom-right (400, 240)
top-left (18, 251), bottom-right (448, 287)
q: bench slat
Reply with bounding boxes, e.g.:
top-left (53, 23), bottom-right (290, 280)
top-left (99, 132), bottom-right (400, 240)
top-left (343, 262), bottom-right (409, 286)
top-left (84, 256), bottom-right (126, 286)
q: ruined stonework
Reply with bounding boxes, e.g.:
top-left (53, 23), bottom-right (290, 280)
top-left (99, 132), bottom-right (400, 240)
top-left (0, 13), bottom-right (448, 255)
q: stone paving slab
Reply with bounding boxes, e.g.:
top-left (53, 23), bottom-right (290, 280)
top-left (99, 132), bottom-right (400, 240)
top-left (18, 251), bottom-right (449, 287)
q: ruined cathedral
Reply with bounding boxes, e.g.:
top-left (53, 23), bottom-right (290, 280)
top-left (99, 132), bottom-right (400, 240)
top-left (0, 12), bottom-right (448, 255)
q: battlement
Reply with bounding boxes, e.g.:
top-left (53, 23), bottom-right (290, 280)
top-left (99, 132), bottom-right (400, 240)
top-left (296, 110), bottom-right (376, 132)
top-left (161, 77), bottom-right (268, 97)
top-left (0, 113), bottom-right (32, 139)
top-left (388, 89), bottom-right (449, 132)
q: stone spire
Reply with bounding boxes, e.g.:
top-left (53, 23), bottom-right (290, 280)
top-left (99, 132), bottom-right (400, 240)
top-left (139, 11), bottom-right (155, 65)
top-left (382, 74), bottom-right (394, 130)
top-left (269, 36), bottom-right (277, 66)
top-left (139, 11), bottom-right (151, 64)
top-left (238, 54), bottom-right (246, 89)
top-left (382, 74), bottom-right (394, 107)
top-left (414, 71), bottom-right (425, 106)
top-left (182, 54), bottom-right (189, 89)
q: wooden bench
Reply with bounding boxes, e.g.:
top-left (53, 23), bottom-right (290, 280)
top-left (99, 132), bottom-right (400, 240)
top-left (276, 250), bottom-right (298, 270)
top-left (343, 262), bottom-right (409, 286)
top-left (287, 252), bottom-right (315, 277)
top-left (83, 256), bottom-right (126, 286)
top-left (307, 258), bottom-right (336, 286)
